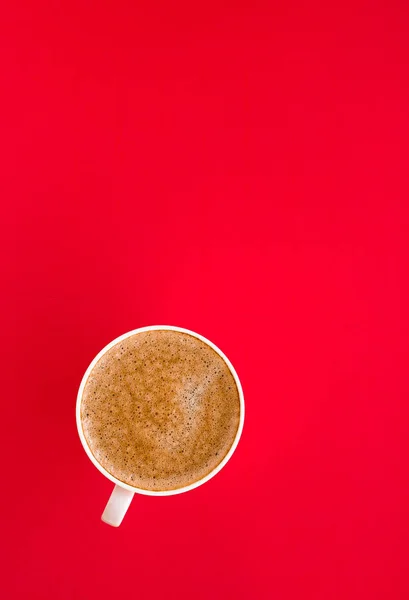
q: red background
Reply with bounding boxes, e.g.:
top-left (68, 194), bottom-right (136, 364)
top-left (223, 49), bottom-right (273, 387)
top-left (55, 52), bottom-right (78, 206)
top-left (2, 1), bottom-right (409, 598)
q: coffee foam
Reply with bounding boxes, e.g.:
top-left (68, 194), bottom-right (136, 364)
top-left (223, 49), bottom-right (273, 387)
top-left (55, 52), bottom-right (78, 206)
top-left (81, 330), bottom-right (241, 491)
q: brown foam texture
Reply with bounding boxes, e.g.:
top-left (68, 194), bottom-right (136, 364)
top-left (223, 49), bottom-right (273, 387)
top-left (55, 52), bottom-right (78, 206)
top-left (81, 330), bottom-right (241, 491)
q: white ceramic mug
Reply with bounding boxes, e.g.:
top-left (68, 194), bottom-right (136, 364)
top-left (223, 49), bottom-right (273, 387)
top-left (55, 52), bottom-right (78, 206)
top-left (76, 325), bottom-right (245, 527)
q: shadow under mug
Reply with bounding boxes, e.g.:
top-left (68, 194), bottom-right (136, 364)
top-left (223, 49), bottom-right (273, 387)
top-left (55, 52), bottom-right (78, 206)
top-left (76, 325), bottom-right (245, 526)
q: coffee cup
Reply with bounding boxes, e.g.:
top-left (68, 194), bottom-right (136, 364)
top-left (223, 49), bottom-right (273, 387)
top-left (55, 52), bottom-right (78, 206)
top-left (76, 325), bottom-right (245, 526)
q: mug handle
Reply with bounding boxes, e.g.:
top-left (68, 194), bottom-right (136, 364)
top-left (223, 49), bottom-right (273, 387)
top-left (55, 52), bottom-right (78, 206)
top-left (101, 485), bottom-right (134, 527)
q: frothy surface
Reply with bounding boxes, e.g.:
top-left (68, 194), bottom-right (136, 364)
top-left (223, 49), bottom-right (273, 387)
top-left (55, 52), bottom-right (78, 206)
top-left (81, 330), bottom-right (241, 491)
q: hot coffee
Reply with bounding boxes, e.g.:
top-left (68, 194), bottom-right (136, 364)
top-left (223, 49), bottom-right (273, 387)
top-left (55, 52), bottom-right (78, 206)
top-left (80, 329), bottom-right (241, 491)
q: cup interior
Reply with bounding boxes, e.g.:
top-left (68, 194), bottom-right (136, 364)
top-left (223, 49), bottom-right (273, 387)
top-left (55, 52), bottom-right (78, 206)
top-left (76, 325), bottom-right (245, 496)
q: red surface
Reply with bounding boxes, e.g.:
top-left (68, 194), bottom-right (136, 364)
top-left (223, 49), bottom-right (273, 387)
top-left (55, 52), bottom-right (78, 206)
top-left (2, 1), bottom-right (409, 598)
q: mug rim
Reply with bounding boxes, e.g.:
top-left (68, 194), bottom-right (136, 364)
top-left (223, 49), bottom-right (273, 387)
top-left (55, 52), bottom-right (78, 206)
top-left (76, 325), bottom-right (245, 496)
